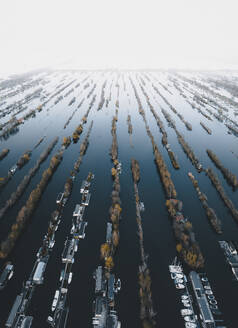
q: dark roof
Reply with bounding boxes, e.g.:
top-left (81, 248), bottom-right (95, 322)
top-left (108, 274), bottom-right (115, 301)
top-left (20, 316), bottom-right (33, 328)
top-left (198, 297), bottom-right (215, 323)
top-left (6, 294), bottom-right (23, 327)
top-left (189, 271), bottom-right (204, 291)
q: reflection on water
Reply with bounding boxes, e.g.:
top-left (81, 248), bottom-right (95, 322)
top-left (0, 71), bottom-right (237, 328)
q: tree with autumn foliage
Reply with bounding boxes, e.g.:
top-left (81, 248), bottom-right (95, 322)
top-left (105, 256), bottom-right (114, 270)
top-left (100, 243), bottom-right (110, 259)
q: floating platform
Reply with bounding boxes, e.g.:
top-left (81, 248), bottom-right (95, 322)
top-left (81, 193), bottom-right (91, 206)
top-left (56, 192), bottom-right (64, 204)
top-left (0, 262), bottom-right (14, 290)
top-left (219, 240), bottom-right (238, 281)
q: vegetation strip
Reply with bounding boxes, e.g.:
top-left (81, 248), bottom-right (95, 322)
top-left (93, 113), bottom-right (121, 325)
top-left (100, 114), bottom-right (121, 271)
top-left (0, 137), bottom-right (59, 221)
top-left (138, 81), bottom-right (180, 169)
top-left (0, 147), bottom-right (63, 259)
top-left (131, 77), bottom-right (204, 269)
top-left (150, 81), bottom-right (192, 131)
top-left (206, 168), bottom-right (238, 223)
top-left (131, 159), bottom-right (156, 327)
top-left (161, 107), bottom-right (202, 172)
top-left (188, 172), bottom-right (222, 234)
top-left (127, 114), bottom-right (133, 147)
top-left (0, 148), bottom-right (9, 161)
top-left (200, 122), bottom-right (212, 135)
top-left (206, 149), bottom-right (238, 188)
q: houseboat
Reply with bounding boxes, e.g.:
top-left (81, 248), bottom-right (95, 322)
top-left (0, 262), bottom-right (14, 290)
top-left (56, 192), bottom-right (64, 204)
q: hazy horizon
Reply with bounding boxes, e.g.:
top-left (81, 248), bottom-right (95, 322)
top-left (1, 0), bottom-right (238, 75)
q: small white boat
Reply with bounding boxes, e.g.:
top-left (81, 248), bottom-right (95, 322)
top-left (175, 278), bottom-right (184, 284)
top-left (209, 299), bottom-right (217, 305)
top-left (71, 225), bottom-right (75, 234)
top-left (204, 285), bottom-right (211, 289)
top-left (183, 302), bottom-right (191, 308)
top-left (139, 202), bottom-right (145, 212)
top-left (176, 283), bottom-right (185, 289)
top-left (181, 295), bottom-right (189, 300)
top-left (56, 192), bottom-right (64, 204)
top-left (49, 239), bottom-right (55, 248)
top-left (68, 272), bottom-right (73, 284)
top-left (182, 299), bottom-right (189, 303)
top-left (0, 263), bottom-right (14, 290)
top-left (169, 264), bottom-right (183, 274)
top-left (185, 323), bottom-right (197, 328)
top-left (55, 220), bottom-right (61, 231)
top-left (60, 270), bottom-right (64, 281)
top-left (51, 290), bottom-right (59, 312)
top-left (175, 273), bottom-right (183, 279)
top-left (184, 316), bottom-right (196, 323)
top-left (208, 295), bottom-right (215, 300)
top-left (117, 279), bottom-right (121, 291)
top-left (201, 277), bottom-right (208, 282)
top-left (181, 309), bottom-right (193, 316)
top-left (9, 165), bottom-right (18, 175)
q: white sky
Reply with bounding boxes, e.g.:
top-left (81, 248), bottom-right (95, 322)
top-left (0, 0), bottom-right (238, 74)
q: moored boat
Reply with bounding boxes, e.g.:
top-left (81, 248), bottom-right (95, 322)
top-left (0, 262), bottom-right (14, 290)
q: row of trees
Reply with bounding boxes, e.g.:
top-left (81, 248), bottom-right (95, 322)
top-left (71, 93), bottom-right (95, 143)
top-left (72, 124), bottom-right (83, 143)
top-left (62, 137), bottom-right (71, 148)
top-left (0, 148), bottom-right (62, 258)
top-left (101, 114), bottom-right (122, 272)
top-left (200, 122), bottom-right (212, 135)
top-left (131, 77), bottom-right (205, 269)
top-left (17, 151), bottom-right (31, 168)
top-left (178, 74), bottom-right (238, 136)
top-left (207, 149), bottom-right (238, 188)
top-left (1, 149), bottom-right (34, 191)
top-left (0, 148), bottom-right (9, 160)
top-left (73, 121), bottom-right (93, 174)
top-left (33, 136), bottom-right (45, 149)
top-left (0, 137), bottom-right (59, 221)
top-left (87, 83), bottom-right (96, 99)
top-left (63, 98), bottom-right (85, 129)
top-left (206, 168), bottom-right (238, 223)
top-left (131, 159), bottom-right (156, 328)
top-left (141, 107), bottom-right (177, 198)
top-left (166, 199), bottom-right (205, 268)
top-left (139, 83), bottom-right (180, 170)
top-left (188, 172), bottom-right (222, 234)
top-left (161, 107), bottom-right (202, 172)
top-left (127, 114), bottom-right (133, 135)
top-left (97, 80), bottom-right (107, 111)
top-left (151, 81), bottom-right (192, 131)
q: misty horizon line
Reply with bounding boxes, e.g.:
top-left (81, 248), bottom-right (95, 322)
top-left (2, 66), bottom-right (238, 79)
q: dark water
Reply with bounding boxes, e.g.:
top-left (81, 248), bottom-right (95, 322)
top-left (0, 71), bottom-right (238, 328)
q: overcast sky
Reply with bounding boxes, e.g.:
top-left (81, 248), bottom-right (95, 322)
top-left (0, 0), bottom-right (238, 74)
